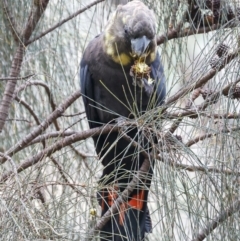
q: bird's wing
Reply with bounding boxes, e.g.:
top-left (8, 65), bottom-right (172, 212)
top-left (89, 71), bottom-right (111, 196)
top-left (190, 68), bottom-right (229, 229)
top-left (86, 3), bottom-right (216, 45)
top-left (80, 60), bottom-right (100, 129)
top-left (151, 51), bottom-right (166, 106)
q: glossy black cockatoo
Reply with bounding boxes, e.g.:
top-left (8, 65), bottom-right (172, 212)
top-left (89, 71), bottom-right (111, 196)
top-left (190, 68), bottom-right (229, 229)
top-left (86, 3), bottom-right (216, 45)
top-left (80, 1), bottom-right (166, 240)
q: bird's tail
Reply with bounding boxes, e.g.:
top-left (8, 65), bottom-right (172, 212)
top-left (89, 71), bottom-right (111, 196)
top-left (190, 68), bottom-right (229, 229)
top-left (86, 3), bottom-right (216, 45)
top-left (97, 185), bottom-right (152, 241)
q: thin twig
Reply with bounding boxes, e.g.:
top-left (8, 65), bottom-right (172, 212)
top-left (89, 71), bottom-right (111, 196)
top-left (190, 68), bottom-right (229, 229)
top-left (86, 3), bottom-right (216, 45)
top-left (2, 0), bottom-right (20, 42)
top-left (165, 78), bottom-right (240, 119)
top-left (28, 130), bottom-right (77, 146)
top-left (0, 74), bottom-right (34, 81)
top-left (61, 111), bottom-right (85, 117)
top-left (157, 23), bottom-right (236, 46)
top-left (14, 80), bottom-right (59, 130)
top-left (192, 198), bottom-right (240, 241)
top-left (25, 0), bottom-right (105, 46)
top-left (204, 112), bottom-right (240, 119)
top-left (1, 90), bottom-right (81, 164)
top-left (50, 156), bottom-right (85, 196)
top-left (14, 96), bottom-right (47, 149)
top-left (14, 96), bottom-right (41, 126)
top-left (166, 160), bottom-right (240, 176)
top-left (15, 80), bottom-right (57, 108)
top-left (185, 125), bottom-right (240, 147)
top-left (5, 118), bottom-right (30, 123)
top-left (31, 181), bottom-right (87, 189)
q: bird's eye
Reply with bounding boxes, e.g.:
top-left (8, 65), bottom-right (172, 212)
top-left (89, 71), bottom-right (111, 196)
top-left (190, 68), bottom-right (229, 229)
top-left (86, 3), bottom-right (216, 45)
top-left (124, 26), bottom-right (129, 35)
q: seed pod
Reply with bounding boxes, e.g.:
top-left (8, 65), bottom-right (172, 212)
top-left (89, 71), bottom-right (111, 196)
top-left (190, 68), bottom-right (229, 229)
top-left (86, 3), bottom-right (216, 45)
top-left (130, 61), bottom-right (151, 79)
top-left (210, 57), bottom-right (220, 69)
top-left (216, 44), bottom-right (229, 57)
top-left (231, 86), bottom-right (240, 99)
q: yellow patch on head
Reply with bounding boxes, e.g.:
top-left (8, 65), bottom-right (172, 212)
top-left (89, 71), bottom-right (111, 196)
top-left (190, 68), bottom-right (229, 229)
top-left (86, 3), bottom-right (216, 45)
top-left (150, 51), bottom-right (156, 62)
top-left (122, 17), bottom-right (126, 24)
top-left (121, 15), bottom-right (130, 24)
top-left (104, 32), bottom-right (116, 56)
top-left (112, 53), bottom-right (131, 65)
top-left (106, 46), bottom-right (114, 56)
top-left (105, 32), bottom-right (115, 42)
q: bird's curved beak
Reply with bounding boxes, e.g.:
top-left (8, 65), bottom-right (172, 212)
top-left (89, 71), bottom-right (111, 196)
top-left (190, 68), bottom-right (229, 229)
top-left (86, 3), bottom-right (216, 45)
top-left (131, 35), bottom-right (151, 58)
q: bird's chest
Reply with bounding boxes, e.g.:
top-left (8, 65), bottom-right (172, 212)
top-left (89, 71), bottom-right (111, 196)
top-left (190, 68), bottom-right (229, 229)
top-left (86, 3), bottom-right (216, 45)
top-left (92, 67), bottom-right (151, 121)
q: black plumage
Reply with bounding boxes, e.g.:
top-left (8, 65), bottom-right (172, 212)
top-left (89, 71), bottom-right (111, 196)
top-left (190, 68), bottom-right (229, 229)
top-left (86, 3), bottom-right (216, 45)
top-left (80, 1), bottom-right (166, 240)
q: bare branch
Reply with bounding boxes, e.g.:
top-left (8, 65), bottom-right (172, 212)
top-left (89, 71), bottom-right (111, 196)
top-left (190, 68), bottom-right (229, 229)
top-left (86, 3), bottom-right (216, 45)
top-left (31, 181), bottom-right (87, 189)
top-left (0, 0), bottom-right (50, 133)
top-left (14, 80), bottom-right (59, 130)
top-left (192, 198), bottom-right (240, 241)
top-left (165, 78), bottom-right (240, 120)
top-left (1, 90), bottom-right (81, 164)
top-left (50, 156), bottom-right (85, 196)
top-left (164, 159), bottom-right (240, 176)
top-left (14, 96), bottom-right (46, 148)
top-left (185, 125), bottom-right (240, 147)
top-left (157, 23), bottom-right (236, 46)
top-left (2, 0), bottom-right (20, 42)
top-left (14, 96), bottom-right (41, 126)
top-left (5, 118), bottom-right (30, 123)
top-left (0, 125), bottom-right (118, 182)
top-left (0, 45), bottom-right (25, 133)
top-left (61, 111), bottom-right (85, 117)
top-left (28, 130), bottom-right (77, 146)
top-left (22, 0), bottom-right (49, 42)
top-left (0, 74), bottom-right (34, 81)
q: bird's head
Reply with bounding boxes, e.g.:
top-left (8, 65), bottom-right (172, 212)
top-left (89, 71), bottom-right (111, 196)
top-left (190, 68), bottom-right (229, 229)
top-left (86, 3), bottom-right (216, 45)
top-left (103, 1), bottom-right (157, 66)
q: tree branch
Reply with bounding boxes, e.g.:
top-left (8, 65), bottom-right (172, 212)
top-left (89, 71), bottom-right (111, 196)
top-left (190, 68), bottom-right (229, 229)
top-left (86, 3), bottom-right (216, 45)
top-left (157, 23), bottom-right (236, 46)
top-left (164, 159), bottom-right (240, 176)
top-left (28, 130), bottom-right (77, 146)
top-left (14, 96), bottom-right (41, 126)
top-left (192, 198), bottom-right (240, 241)
top-left (185, 125), bottom-right (240, 147)
top-left (0, 125), bottom-right (118, 182)
top-left (0, 0), bottom-right (50, 133)
top-left (0, 74), bottom-right (34, 81)
top-left (25, 0), bottom-right (105, 46)
top-left (1, 90), bottom-right (81, 164)
top-left (164, 78), bottom-right (240, 120)
top-left (2, 0), bottom-right (20, 42)
top-left (14, 80), bottom-right (59, 130)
